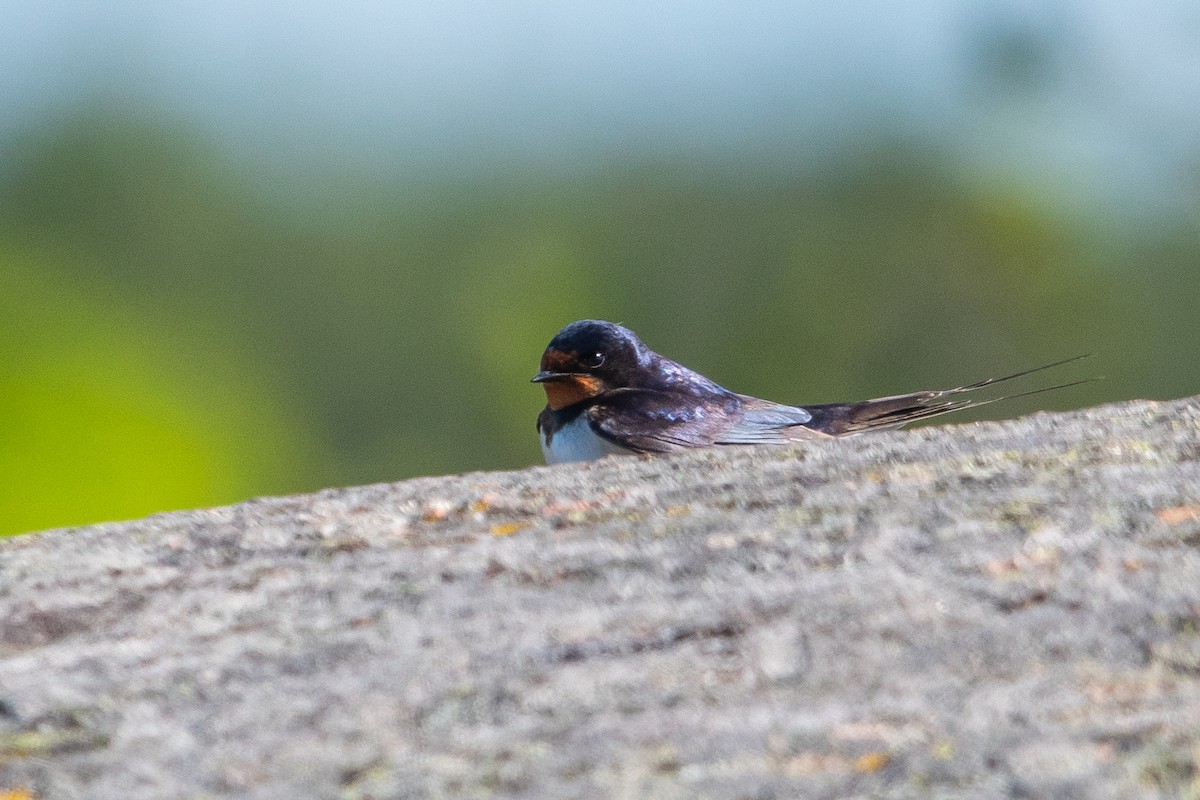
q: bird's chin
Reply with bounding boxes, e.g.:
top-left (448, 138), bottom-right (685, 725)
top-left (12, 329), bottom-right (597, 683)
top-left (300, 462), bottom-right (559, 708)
top-left (542, 375), bottom-right (605, 410)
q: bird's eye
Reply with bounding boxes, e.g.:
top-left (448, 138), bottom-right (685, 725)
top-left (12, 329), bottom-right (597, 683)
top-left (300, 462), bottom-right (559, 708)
top-left (582, 351), bottom-right (605, 369)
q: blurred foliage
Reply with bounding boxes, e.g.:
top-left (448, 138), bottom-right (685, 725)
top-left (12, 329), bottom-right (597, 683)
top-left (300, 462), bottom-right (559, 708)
top-left (0, 246), bottom-right (318, 536)
top-left (1, 113), bottom-right (1197, 536)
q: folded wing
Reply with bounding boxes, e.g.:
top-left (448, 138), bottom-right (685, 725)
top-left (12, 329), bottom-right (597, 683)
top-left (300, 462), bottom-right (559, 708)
top-left (586, 389), bottom-right (829, 451)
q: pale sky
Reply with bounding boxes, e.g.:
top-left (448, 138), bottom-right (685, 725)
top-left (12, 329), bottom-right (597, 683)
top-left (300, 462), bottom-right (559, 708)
top-left (2, 1), bottom-right (1198, 214)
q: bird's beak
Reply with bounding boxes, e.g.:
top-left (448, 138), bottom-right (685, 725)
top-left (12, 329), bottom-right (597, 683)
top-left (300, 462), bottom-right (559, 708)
top-left (531, 370), bottom-right (574, 383)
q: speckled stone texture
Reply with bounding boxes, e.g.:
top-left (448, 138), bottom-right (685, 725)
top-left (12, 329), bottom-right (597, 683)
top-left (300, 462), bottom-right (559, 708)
top-left (2, 397), bottom-right (1200, 800)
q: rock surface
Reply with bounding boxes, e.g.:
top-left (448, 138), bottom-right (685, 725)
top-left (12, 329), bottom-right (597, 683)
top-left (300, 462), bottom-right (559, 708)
top-left (3, 397), bottom-right (1200, 799)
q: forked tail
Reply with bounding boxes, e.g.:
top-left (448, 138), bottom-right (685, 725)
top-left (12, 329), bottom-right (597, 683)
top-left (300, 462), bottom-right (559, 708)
top-left (802, 355), bottom-right (1094, 436)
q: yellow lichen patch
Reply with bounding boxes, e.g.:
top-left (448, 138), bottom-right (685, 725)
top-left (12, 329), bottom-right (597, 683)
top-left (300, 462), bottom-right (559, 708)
top-left (853, 751), bottom-right (892, 773)
top-left (0, 790), bottom-right (35, 800)
top-left (468, 493), bottom-right (499, 514)
top-left (489, 522), bottom-right (528, 537)
top-left (932, 740), bottom-right (955, 760)
top-left (1023, 543), bottom-right (1061, 566)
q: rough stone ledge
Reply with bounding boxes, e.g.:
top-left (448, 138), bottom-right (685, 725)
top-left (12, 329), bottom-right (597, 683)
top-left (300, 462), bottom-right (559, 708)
top-left (2, 396), bottom-right (1200, 800)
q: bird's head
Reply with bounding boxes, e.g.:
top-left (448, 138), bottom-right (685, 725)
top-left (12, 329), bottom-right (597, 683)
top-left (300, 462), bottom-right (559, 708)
top-left (532, 320), bottom-right (649, 410)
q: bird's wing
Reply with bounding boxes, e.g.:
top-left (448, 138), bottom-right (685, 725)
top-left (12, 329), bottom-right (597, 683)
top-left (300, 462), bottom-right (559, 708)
top-left (586, 389), bottom-right (829, 452)
top-left (717, 395), bottom-right (831, 444)
top-left (584, 389), bottom-right (742, 452)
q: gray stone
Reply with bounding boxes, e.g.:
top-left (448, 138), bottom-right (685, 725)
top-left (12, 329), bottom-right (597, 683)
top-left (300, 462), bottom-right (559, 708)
top-left (2, 397), bottom-right (1200, 799)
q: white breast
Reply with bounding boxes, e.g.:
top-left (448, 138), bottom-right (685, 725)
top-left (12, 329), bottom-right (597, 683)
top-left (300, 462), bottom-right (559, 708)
top-left (541, 414), bottom-right (634, 465)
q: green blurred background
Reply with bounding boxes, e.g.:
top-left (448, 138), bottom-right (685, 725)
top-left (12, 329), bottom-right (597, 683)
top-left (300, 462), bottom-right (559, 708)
top-left (2, 3), bottom-right (1198, 535)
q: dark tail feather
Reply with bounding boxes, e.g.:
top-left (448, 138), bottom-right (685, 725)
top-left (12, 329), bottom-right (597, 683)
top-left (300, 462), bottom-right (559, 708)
top-left (803, 356), bottom-right (1095, 436)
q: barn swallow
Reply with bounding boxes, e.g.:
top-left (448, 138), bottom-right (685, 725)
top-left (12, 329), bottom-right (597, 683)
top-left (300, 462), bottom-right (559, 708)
top-left (533, 319), bottom-right (1088, 465)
